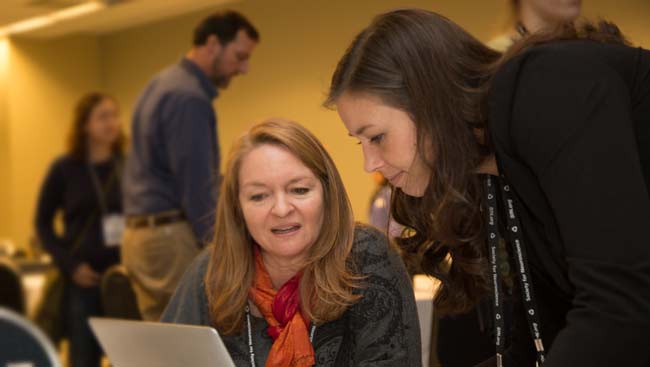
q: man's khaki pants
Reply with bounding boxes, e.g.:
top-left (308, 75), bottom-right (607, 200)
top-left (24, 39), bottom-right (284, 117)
top-left (121, 221), bottom-right (200, 321)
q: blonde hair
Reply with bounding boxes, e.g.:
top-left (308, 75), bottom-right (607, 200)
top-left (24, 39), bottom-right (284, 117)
top-left (204, 119), bottom-right (361, 335)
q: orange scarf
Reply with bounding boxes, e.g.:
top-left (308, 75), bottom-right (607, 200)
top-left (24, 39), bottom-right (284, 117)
top-left (249, 248), bottom-right (315, 367)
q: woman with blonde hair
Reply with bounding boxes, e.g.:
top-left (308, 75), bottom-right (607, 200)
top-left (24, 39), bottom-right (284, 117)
top-left (162, 119), bottom-right (421, 366)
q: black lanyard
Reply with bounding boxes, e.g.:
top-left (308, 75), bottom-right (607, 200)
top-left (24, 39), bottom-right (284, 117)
top-left (88, 162), bottom-right (110, 215)
top-left (484, 175), bottom-right (545, 366)
top-left (244, 305), bottom-right (316, 367)
top-left (87, 158), bottom-right (120, 215)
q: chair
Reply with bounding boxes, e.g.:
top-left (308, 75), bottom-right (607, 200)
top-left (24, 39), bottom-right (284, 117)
top-left (0, 257), bottom-right (25, 314)
top-left (0, 306), bottom-right (61, 367)
top-left (101, 264), bottom-right (141, 320)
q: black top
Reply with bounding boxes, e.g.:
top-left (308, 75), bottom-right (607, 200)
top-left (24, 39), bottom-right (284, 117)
top-left (161, 225), bottom-right (423, 366)
top-left (35, 155), bottom-right (122, 277)
top-left (488, 40), bottom-right (650, 366)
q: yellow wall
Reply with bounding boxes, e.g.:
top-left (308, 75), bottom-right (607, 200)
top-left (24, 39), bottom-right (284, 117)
top-left (1, 35), bottom-right (102, 250)
top-left (2, 0), bottom-right (649, 251)
top-left (0, 39), bottom-right (11, 241)
top-left (582, 0), bottom-right (650, 46)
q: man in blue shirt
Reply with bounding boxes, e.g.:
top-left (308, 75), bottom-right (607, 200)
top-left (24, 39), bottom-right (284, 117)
top-left (122, 11), bottom-right (259, 321)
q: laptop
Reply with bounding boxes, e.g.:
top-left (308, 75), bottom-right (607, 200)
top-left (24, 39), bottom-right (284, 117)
top-left (89, 318), bottom-right (236, 367)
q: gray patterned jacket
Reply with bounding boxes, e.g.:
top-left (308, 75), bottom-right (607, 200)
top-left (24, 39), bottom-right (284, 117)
top-left (161, 225), bottom-right (422, 366)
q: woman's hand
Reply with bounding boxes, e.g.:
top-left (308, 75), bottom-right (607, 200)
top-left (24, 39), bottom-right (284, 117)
top-left (72, 263), bottom-right (101, 288)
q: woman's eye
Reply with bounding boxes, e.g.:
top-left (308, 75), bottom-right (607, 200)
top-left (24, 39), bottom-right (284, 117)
top-left (292, 187), bottom-right (310, 195)
top-left (370, 133), bottom-right (384, 144)
top-left (250, 193), bottom-right (267, 202)
top-left (355, 133), bottom-right (384, 145)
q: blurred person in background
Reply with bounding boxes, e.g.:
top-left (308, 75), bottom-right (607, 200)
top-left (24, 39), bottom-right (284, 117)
top-left (121, 10), bottom-right (259, 321)
top-left (368, 172), bottom-right (403, 237)
top-left (35, 92), bottom-right (124, 367)
top-left (489, 0), bottom-right (582, 51)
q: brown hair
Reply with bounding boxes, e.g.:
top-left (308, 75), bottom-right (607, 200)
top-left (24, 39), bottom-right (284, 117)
top-left (67, 92), bottom-right (124, 161)
top-left (502, 19), bottom-right (630, 60)
top-left (326, 8), bottom-right (628, 315)
top-left (326, 9), bottom-right (498, 315)
top-left (204, 119), bottom-right (361, 335)
top-left (193, 10), bottom-right (259, 46)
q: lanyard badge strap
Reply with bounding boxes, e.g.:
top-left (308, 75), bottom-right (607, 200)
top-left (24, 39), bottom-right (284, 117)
top-left (484, 175), bottom-right (546, 366)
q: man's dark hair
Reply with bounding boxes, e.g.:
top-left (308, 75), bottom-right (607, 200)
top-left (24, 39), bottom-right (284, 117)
top-left (193, 10), bottom-right (259, 46)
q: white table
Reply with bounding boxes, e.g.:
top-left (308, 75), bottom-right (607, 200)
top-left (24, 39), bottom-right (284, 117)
top-left (22, 272), bottom-right (48, 318)
top-left (14, 258), bottom-right (53, 318)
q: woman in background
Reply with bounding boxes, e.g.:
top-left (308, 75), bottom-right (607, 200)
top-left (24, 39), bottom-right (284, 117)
top-left (488, 0), bottom-right (581, 51)
top-left (35, 92), bottom-right (124, 367)
top-left (368, 172), bottom-right (403, 238)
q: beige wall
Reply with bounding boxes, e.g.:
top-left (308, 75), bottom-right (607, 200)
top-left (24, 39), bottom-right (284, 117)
top-left (0, 39), bottom-right (11, 242)
top-left (2, 0), bottom-right (649, 250)
top-left (583, 0), bottom-right (650, 46)
top-left (1, 35), bottom-right (102, 250)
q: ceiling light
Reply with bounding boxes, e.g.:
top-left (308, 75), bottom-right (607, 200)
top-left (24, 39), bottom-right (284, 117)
top-left (0, 1), bottom-right (106, 38)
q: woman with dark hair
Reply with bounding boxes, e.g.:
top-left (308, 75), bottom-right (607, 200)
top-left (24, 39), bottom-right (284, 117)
top-left (327, 9), bottom-right (650, 367)
top-left (35, 92), bottom-right (124, 367)
top-left (162, 119), bottom-right (421, 366)
top-left (488, 0), bottom-right (582, 51)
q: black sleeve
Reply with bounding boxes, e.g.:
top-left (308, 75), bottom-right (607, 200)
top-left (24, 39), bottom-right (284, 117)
top-left (349, 227), bottom-right (423, 367)
top-left (509, 55), bottom-right (650, 366)
top-left (34, 159), bottom-right (80, 276)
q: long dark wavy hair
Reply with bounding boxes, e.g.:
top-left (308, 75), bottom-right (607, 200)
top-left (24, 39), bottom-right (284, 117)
top-left (326, 8), bottom-right (628, 315)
